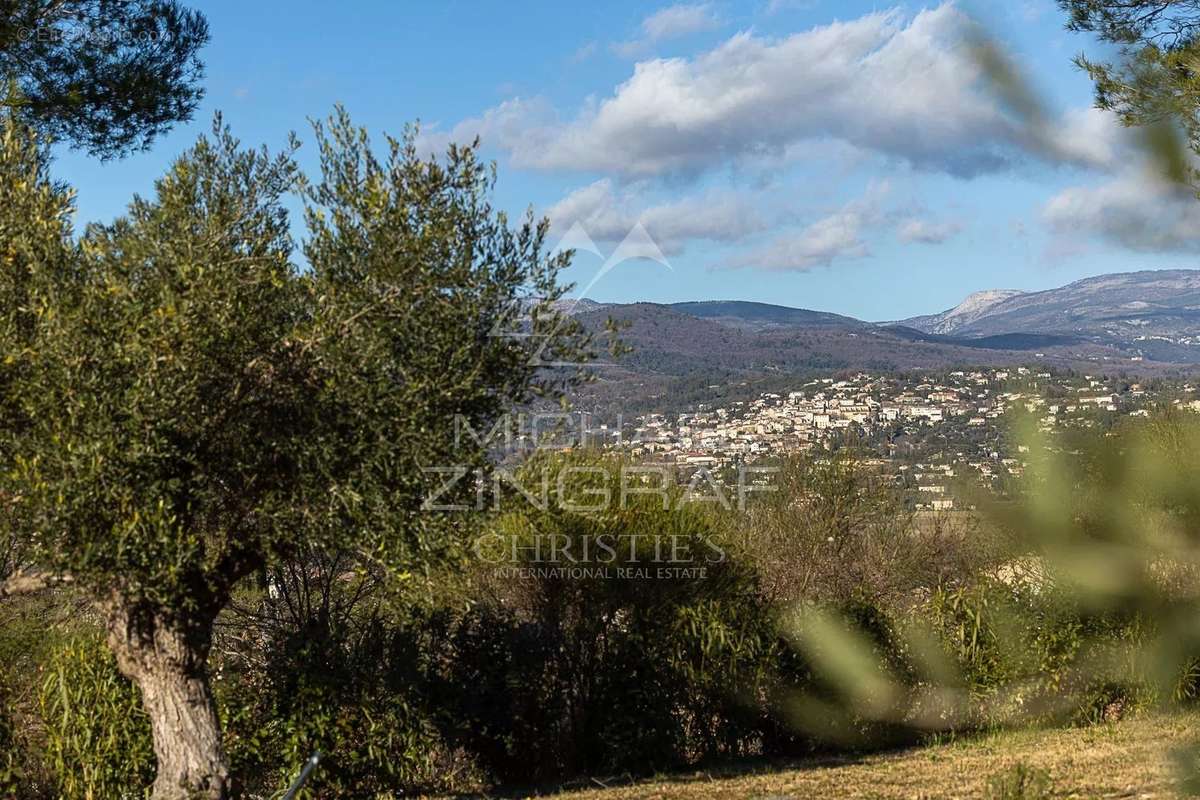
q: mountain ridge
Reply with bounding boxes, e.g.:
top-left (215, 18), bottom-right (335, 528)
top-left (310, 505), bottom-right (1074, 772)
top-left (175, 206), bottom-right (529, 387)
top-left (566, 269), bottom-right (1200, 345)
top-left (562, 269), bottom-right (1200, 413)
top-left (894, 289), bottom-right (1025, 334)
top-left (941, 269), bottom-right (1200, 340)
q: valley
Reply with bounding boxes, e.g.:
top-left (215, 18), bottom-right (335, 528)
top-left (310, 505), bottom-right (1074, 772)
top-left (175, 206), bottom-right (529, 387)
top-left (568, 269), bottom-right (1200, 415)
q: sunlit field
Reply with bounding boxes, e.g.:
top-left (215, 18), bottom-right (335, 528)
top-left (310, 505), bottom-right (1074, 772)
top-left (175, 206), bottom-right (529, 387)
top-left (533, 713), bottom-right (1199, 800)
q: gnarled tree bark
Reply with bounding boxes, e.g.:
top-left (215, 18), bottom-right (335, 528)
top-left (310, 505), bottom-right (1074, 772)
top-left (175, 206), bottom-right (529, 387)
top-left (103, 598), bottom-right (230, 800)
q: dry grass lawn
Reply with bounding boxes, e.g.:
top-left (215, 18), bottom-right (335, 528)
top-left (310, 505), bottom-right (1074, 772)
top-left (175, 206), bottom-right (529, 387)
top-left (480, 712), bottom-right (1200, 800)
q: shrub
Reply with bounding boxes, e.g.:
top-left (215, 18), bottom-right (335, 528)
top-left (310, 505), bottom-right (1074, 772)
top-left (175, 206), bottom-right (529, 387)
top-left (38, 635), bottom-right (154, 799)
top-left (928, 578), bottom-right (1156, 727)
top-left (1, 597), bottom-right (108, 798)
top-left (0, 694), bottom-right (20, 797)
top-left (729, 452), bottom-right (999, 610)
top-left (929, 581), bottom-right (1030, 703)
top-left (215, 579), bottom-right (465, 797)
top-left (433, 451), bottom-right (778, 783)
top-left (765, 596), bottom-right (936, 755)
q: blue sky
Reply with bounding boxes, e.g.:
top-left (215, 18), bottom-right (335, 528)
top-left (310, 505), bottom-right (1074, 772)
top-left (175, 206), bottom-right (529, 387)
top-left (51, 0), bottom-right (1200, 321)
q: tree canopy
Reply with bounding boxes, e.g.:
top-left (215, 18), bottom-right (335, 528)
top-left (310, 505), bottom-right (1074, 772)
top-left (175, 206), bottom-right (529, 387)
top-left (0, 0), bottom-right (209, 157)
top-left (0, 109), bottom-right (594, 799)
top-left (1063, 0), bottom-right (1200, 157)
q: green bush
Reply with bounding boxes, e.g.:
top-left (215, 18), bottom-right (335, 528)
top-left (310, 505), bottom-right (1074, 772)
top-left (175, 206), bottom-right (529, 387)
top-left (0, 691), bottom-right (20, 797)
top-left (216, 595), bottom-right (463, 798)
top-left (439, 591), bottom-right (775, 783)
top-left (1, 599), bottom-right (111, 798)
top-left (764, 596), bottom-right (936, 754)
top-left (38, 635), bottom-right (154, 800)
top-left (928, 578), bottom-right (1156, 727)
top-left (929, 582), bottom-right (1032, 704)
top-left (432, 451), bottom-right (778, 783)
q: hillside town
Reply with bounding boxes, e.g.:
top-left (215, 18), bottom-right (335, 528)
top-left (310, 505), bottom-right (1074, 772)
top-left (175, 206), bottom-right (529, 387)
top-left (575, 367), bottom-right (1198, 510)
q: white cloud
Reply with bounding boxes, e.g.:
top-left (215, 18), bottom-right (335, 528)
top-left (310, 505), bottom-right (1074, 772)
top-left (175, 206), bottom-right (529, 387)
top-left (1039, 106), bottom-right (1130, 172)
top-left (765, 0), bottom-right (817, 15)
top-left (547, 180), bottom-right (631, 242)
top-left (644, 4), bottom-right (720, 40)
top-left (414, 96), bottom-right (555, 159)
top-left (546, 179), bottom-right (765, 255)
top-left (729, 184), bottom-right (889, 271)
top-left (461, 5), bottom-right (1117, 182)
top-left (1043, 169), bottom-right (1200, 254)
top-left (614, 4), bottom-right (721, 58)
top-left (428, 5), bottom-right (1124, 184)
top-left (570, 41), bottom-right (599, 64)
top-left (736, 211), bottom-right (867, 271)
top-left (897, 217), bottom-right (962, 244)
top-left (411, 3), bottom-right (1152, 277)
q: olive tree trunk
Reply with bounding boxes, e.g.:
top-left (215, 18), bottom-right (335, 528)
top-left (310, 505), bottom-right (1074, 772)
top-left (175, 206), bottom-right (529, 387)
top-left (103, 599), bottom-right (230, 800)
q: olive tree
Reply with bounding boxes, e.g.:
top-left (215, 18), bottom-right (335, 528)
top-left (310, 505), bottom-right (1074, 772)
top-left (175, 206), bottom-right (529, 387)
top-left (0, 109), bottom-right (592, 799)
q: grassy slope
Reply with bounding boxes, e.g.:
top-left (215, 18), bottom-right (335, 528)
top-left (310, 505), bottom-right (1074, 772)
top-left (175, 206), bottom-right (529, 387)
top-left (511, 713), bottom-right (1199, 800)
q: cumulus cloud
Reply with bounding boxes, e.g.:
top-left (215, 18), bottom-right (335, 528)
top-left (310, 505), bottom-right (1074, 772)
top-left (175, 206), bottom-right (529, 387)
top-left (734, 210), bottom-right (867, 271)
top-left (472, 5), bottom-right (1118, 181)
top-left (546, 179), bottom-right (766, 255)
top-left (413, 96), bottom-right (556, 159)
top-left (427, 5), bottom-right (1123, 183)
top-left (1037, 106), bottom-right (1131, 172)
top-left (411, 3), bottom-right (1150, 276)
top-left (897, 217), bottom-right (962, 244)
top-left (614, 4), bottom-right (721, 57)
top-left (546, 180), bottom-right (633, 242)
top-left (729, 184), bottom-right (889, 271)
top-left (1043, 169), bottom-right (1200, 254)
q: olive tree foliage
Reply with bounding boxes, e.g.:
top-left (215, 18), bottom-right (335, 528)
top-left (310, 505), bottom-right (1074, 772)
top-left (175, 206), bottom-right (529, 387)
top-left (0, 0), bottom-right (210, 158)
top-left (0, 108), bottom-right (595, 799)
